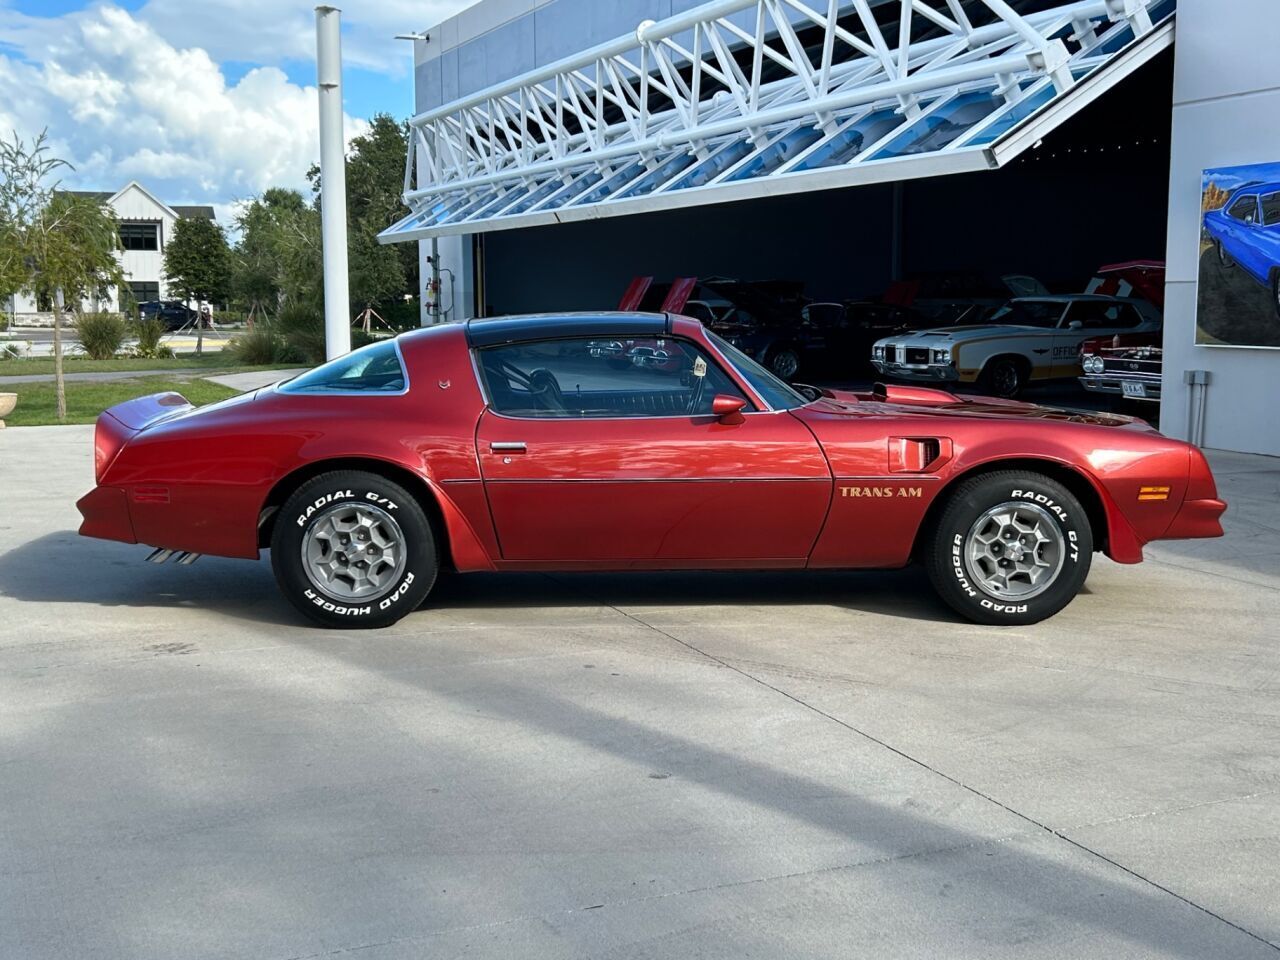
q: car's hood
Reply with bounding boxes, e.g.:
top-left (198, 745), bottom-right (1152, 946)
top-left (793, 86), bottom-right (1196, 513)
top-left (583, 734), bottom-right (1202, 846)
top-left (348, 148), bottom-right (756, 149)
top-left (884, 324), bottom-right (1046, 342)
top-left (805, 386), bottom-right (1148, 428)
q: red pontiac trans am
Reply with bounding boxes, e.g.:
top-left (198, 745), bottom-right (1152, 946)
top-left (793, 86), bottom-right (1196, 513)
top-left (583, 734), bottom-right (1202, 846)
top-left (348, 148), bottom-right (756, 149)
top-left (77, 313), bottom-right (1225, 629)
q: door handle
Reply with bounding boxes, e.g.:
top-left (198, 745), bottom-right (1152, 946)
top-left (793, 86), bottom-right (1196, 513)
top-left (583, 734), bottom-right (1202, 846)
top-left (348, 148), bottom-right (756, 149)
top-left (489, 442), bottom-right (527, 453)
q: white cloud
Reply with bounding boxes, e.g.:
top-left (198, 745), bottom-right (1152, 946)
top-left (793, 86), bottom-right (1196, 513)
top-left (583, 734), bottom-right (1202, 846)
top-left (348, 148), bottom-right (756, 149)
top-left (0, 3), bottom-right (380, 214)
top-left (135, 0), bottom-right (474, 78)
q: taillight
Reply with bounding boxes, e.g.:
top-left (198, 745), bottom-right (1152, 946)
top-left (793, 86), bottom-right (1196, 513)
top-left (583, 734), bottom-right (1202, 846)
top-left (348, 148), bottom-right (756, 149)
top-left (94, 414), bottom-right (128, 482)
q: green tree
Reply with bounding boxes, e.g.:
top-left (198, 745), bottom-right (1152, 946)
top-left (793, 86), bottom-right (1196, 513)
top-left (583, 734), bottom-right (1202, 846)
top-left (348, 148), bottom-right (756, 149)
top-left (163, 215), bottom-right (231, 355)
top-left (309, 114), bottom-right (416, 314)
top-left (0, 130), bottom-right (123, 420)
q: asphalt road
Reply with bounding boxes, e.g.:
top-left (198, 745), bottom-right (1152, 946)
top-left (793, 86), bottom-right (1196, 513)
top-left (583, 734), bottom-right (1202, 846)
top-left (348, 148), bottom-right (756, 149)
top-left (1, 426), bottom-right (1277, 959)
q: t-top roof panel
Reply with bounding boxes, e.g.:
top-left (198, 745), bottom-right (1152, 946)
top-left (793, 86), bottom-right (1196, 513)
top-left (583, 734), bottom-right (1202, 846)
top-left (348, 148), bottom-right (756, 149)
top-left (380, 0), bottom-right (1175, 244)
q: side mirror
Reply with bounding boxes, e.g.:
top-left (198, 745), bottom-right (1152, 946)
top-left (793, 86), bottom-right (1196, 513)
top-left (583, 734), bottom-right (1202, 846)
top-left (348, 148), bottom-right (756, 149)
top-left (711, 394), bottom-right (748, 423)
top-left (1068, 319), bottom-right (1083, 330)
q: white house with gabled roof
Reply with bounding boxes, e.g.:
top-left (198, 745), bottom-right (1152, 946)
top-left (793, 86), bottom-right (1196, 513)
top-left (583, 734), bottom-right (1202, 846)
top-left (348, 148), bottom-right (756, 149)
top-left (3, 180), bottom-right (216, 321)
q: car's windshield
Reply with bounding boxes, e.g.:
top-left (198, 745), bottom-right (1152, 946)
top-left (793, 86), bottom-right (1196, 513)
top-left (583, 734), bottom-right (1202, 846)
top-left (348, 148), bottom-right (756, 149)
top-left (705, 331), bottom-right (809, 410)
top-left (986, 301), bottom-right (1064, 328)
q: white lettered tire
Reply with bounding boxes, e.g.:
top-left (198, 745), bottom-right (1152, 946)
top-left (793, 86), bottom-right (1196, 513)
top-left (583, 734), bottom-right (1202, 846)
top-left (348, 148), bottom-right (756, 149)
top-left (925, 471), bottom-right (1092, 626)
top-left (272, 470), bottom-right (438, 628)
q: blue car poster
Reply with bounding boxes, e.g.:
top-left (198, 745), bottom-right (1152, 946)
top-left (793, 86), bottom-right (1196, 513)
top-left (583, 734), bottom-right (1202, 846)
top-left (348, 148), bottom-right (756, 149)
top-left (1197, 162), bottom-right (1280, 348)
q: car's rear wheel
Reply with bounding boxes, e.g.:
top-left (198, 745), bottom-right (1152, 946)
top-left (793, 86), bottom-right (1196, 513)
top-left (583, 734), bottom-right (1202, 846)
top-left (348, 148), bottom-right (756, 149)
top-left (1271, 271), bottom-right (1280, 320)
top-left (978, 356), bottom-right (1027, 398)
top-left (924, 471), bottom-right (1092, 626)
top-left (271, 470), bottom-right (438, 628)
top-left (767, 346), bottom-right (800, 380)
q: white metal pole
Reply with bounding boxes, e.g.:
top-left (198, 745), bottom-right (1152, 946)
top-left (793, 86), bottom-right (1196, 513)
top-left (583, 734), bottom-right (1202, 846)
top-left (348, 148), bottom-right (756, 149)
top-left (316, 5), bottom-right (351, 360)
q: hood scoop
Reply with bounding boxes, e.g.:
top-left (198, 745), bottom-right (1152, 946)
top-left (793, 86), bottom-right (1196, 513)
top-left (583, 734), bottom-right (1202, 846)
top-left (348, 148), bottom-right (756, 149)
top-left (872, 382), bottom-right (965, 407)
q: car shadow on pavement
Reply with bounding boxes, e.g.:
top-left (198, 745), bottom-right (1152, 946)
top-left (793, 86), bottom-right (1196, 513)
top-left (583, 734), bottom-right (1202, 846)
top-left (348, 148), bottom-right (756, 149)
top-left (0, 531), bottom-right (984, 627)
top-left (427, 567), bottom-right (966, 624)
top-left (0, 531), bottom-right (300, 627)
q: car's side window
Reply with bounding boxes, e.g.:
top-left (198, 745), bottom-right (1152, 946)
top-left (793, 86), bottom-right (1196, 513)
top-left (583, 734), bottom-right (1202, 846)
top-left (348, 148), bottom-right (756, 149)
top-left (1261, 193), bottom-right (1280, 227)
top-left (477, 336), bottom-right (749, 419)
top-left (1063, 302), bottom-right (1110, 329)
top-left (1227, 195), bottom-right (1258, 223)
top-left (279, 340), bottom-right (407, 394)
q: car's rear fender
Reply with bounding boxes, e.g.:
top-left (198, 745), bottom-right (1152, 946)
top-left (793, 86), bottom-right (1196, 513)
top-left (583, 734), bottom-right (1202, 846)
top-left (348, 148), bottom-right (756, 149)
top-left (94, 392), bottom-right (194, 481)
top-left (257, 457), bottom-right (498, 573)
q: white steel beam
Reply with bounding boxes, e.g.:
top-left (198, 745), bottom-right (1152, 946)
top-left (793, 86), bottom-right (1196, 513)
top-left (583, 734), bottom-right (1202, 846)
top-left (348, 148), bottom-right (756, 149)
top-left (380, 0), bottom-right (1173, 244)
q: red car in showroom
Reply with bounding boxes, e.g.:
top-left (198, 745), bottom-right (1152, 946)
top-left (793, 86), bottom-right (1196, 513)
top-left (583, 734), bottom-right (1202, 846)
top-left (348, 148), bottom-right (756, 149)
top-left (78, 313), bottom-right (1225, 628)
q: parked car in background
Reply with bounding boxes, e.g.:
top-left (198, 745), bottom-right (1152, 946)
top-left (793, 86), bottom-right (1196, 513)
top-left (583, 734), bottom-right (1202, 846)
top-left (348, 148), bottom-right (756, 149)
top-left (1203, 182), bottom-right (1280, 317)
top-left (77, 312), bottom-right (1226, 629)
top-left (881, 272), bottom-right (1049, 326)
top-left (1080, 332), bottom-right (1163, 402)
top-left (137, 300), bottom-right (202, 331)
top-left (872, 294), bottom-right (1162, 397)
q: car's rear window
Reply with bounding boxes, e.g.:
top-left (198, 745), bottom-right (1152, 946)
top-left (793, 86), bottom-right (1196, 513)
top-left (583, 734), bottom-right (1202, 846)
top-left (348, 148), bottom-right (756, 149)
top-left (279, 340), bottom-right (407, 394)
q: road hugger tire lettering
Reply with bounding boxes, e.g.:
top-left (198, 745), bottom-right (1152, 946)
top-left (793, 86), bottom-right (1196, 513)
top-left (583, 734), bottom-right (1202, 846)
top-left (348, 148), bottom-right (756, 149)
top-left (925, 470), bottom-right (1092, 626)
top-left (272, 470), bottom-right (438, 629)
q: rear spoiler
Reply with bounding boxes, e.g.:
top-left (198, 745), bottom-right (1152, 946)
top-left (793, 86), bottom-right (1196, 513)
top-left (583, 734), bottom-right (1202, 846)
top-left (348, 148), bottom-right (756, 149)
top-left (102, 391), bottom-right (194, 432)
top-left (95, 392), bottom-right (193, 481)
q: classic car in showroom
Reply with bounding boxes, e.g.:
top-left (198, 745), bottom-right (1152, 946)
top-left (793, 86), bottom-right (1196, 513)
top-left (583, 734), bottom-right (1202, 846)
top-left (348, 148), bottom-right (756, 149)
top-left (871, 293), bottom-right (1162, 397)
top-left (1080, 333), bottom-right (1163, 402)
top-left (1203, 181), bottom-right (1280, 317)
top-left (77, 313), bottom-right (1224, 629)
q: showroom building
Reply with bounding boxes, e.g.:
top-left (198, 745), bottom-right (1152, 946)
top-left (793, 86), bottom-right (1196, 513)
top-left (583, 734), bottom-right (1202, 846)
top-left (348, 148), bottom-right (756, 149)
top-left (383, 0), bottom-right (1279, 457)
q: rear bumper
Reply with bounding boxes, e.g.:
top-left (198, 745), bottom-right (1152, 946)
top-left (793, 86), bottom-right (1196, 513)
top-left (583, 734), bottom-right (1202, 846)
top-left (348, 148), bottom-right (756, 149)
top-left (1164, 497), bottom-right (1227, 540)
top-left (76, 485), bottom-right (137, 545)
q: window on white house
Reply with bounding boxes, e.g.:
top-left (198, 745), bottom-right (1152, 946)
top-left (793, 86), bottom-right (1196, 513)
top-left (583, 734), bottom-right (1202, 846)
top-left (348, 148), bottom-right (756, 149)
top-left (119, 222), bottom-right (160, 251)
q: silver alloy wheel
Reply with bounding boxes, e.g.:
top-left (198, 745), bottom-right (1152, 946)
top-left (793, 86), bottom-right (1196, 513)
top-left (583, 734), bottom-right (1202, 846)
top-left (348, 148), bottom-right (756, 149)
top-left (963, 501), bottom-right (1066, 601)
top-left (300, 502), bottom-right (407, 602)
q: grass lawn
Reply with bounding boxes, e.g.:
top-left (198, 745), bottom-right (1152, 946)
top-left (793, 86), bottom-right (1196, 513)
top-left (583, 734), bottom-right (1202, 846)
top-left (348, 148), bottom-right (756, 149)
top-left (0, 353), bottom-right (296, 377)
top-left (2, 376), bottom-right (240, 427)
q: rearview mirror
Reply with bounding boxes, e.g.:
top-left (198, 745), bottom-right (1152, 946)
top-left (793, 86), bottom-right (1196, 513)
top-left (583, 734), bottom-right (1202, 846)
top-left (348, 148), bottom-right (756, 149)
top-left (711, 394), bottom-right (747, 423)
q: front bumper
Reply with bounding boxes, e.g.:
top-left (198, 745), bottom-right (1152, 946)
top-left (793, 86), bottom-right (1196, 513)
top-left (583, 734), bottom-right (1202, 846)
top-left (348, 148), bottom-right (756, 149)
top-left (871, 360), bottom-right (959, 383)
top-left (1079, 375), bottom-right (1162, 401)
top-left (1164, 497), bottom-right (1227, 540)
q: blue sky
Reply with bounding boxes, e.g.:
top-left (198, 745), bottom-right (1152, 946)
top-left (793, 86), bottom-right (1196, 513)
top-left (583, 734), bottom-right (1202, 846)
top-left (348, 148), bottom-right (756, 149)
top-left (1203, 162), bottom-right (1280, 194)
top-left (0, 0), bottom-right (471, 216)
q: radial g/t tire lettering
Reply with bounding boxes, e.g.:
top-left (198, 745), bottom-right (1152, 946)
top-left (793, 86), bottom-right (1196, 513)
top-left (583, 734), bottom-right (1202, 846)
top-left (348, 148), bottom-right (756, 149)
top-left (271, 470), bottom-right (438, 628)
top-left (925, 471), bottom-right (1092, 626)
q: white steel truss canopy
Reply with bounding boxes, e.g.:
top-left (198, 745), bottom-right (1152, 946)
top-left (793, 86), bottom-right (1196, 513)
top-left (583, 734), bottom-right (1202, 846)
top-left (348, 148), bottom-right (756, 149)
top-left (380, 0), bottom-right (1174, 243)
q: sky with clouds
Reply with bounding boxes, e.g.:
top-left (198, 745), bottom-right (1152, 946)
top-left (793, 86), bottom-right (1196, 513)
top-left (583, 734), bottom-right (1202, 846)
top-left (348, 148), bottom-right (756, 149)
top-left (0, 0), bottom-right (473, 223)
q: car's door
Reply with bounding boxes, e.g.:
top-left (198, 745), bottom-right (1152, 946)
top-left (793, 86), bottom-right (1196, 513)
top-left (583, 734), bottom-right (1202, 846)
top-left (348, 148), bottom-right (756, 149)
top-left (1223, 194), bottom-right (1259, 272)
top-left (474, 334), bottom-right (832, 564)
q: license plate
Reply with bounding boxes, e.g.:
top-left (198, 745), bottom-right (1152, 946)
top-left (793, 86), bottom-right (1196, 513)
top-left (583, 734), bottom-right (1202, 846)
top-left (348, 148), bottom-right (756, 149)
top-left (1121, 381), bottom-right (1147, 399)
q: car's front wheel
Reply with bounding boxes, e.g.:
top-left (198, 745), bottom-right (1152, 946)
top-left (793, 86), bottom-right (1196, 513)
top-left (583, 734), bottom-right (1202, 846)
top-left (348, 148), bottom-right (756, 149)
top-left (978, 356), bottom-right (1027, 398)
top-left (1217, 240), bottom-right (1234, 270)
top-left (271, 470), bottom-right (438, 628)
top-left (924, 471), bottom-right (1092, 625)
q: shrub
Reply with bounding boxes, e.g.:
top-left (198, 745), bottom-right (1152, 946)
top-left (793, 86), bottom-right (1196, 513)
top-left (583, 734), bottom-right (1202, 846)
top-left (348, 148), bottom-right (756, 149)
top-left (131, 315), bottom-right (174, 359)
top-left (74, 311), bottom-right (128, 360)
top-left (231, 325), bottom-right (285, 365)
top-left (0, 313), bottom-right (9, 332)
top-left (275, 300), bottom-right (326, 365)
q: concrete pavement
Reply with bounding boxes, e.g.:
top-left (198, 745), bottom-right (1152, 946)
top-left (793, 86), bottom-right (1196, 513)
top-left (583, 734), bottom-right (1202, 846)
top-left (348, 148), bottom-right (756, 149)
top-left (0, 426), bottom-right (1277, 959)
